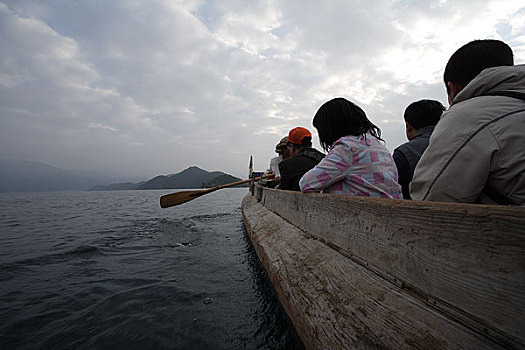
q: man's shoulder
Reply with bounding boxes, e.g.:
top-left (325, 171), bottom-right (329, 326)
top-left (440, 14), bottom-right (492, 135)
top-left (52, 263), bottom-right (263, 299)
top-left (441, 93), bottom-right (524, 141)
top-left (279, 156), bottom-right (299, 170)
top-left (280, 155), bottom-right (297, 164)
top-left (300, 148), bottom-right (325, 162)
top-left (394, 141), bottom-right (410, 153)
top-left (394, 139), bottom-right (423, 156)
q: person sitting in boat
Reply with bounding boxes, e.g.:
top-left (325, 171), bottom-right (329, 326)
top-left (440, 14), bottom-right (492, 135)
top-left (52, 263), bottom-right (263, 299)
top-left (410, 39), bottom-right (525, 205)
top-left (266, 136), bottom-right (290, 188)
top-left (299, 97), bottom-right (402, 199)
top-left (393, 99), bottom-right (445, 199)
top-left (278, 127), bottom-right (325, 191)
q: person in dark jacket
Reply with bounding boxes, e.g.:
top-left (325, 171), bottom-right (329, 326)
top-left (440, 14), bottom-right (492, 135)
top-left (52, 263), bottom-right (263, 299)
top-left (278, 127), bottom-right (325, 191)
top-left (393, 99), bottom-right (445, 199)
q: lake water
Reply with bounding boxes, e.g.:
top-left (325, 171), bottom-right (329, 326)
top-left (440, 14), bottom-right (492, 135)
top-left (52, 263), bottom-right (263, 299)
top-left (0, 189), bottom-right (299, 349)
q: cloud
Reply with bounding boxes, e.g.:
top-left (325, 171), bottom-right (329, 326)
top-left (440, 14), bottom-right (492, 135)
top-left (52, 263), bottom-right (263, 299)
top-left (0, 0), bottom-right (524, 179)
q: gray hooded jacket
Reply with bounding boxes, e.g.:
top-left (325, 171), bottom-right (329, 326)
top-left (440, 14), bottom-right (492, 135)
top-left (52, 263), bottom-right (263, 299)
top-left (410, 65), bottom-right (525, 205)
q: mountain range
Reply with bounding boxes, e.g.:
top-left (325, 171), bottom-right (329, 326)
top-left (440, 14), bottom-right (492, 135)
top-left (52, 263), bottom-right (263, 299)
top-left (0, 160), bottom-right (243, 192)
top-left (88, 166), bottom-right (243, 191)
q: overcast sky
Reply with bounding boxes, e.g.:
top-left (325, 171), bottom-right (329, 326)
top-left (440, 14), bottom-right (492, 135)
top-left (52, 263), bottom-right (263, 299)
top-left (1, 0), bottom-right (524, 179)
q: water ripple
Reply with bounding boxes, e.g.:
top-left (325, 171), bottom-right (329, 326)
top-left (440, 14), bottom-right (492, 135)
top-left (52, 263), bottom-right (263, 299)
top-left (0, 189), bottom-right (298, 349)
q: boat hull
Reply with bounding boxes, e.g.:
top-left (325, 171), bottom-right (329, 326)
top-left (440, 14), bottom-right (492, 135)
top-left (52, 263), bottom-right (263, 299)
top-left (242, 185), bottom-right (525, 349)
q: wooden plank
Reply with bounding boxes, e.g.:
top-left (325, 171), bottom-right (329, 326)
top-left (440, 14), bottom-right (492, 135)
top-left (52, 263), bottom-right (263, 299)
top-left (242, 194), bottom-right (508, 349)
top-left (255, 184), bottom-right (263, 202)
top-left (259, 187), bottom-right (525, 347)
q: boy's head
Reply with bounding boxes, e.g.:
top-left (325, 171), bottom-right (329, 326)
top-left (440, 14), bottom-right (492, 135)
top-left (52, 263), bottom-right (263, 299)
top-left (444, 39), bottom-right (513, 104)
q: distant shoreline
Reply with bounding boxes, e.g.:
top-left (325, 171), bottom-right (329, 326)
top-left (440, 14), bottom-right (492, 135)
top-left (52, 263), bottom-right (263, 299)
top-left (0, 160), bottom-right (244, 193)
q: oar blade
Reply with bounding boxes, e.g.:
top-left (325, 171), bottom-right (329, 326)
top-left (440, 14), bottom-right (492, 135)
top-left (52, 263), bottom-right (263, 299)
top-left (160, 190), bottom-right (205, 208)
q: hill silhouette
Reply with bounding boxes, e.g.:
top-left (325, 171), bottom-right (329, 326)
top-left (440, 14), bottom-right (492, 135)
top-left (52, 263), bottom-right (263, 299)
top-left (89, 166), bottom-right (244, 191)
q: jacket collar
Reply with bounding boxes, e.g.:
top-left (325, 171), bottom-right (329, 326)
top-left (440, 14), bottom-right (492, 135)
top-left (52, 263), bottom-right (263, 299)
top-left (452, 64), bottom-right (525, 105)
top-left (413, 125), bottom-right (435, 139)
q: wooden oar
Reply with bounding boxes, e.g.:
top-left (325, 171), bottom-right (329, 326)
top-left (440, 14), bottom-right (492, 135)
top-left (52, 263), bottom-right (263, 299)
top-left (160, 176), bottom-right (267, 208)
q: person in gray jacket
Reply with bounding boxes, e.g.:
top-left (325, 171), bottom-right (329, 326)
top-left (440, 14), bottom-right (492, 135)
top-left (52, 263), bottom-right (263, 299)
top-left (393, 100), bottom-right (445, 199)
top-left (410, 39), bottom-right (525, 205)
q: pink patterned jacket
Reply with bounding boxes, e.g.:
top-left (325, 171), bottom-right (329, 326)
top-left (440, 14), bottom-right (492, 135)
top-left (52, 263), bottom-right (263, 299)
top-left (299, 134), bottom-right (402, 199)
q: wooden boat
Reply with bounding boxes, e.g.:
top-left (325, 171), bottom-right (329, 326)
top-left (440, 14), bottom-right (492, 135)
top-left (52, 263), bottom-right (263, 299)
top-left (241, 184), bottom-right (525, 349)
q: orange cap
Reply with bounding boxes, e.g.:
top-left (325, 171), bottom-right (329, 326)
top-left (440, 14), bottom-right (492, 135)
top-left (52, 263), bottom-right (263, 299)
top-left (288, 127), bottom-right (312, 145)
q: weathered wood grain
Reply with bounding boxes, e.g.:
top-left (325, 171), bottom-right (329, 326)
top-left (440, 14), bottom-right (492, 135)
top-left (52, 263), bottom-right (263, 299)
top-left (258, 187), bottom-right (525, 348)
top-left (242, 194), bottom-right (510, 349)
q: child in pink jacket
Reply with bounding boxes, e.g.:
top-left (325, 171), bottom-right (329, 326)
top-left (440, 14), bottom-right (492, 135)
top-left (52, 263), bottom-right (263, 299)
top-left (299, 98), bottom-right (402, 199)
